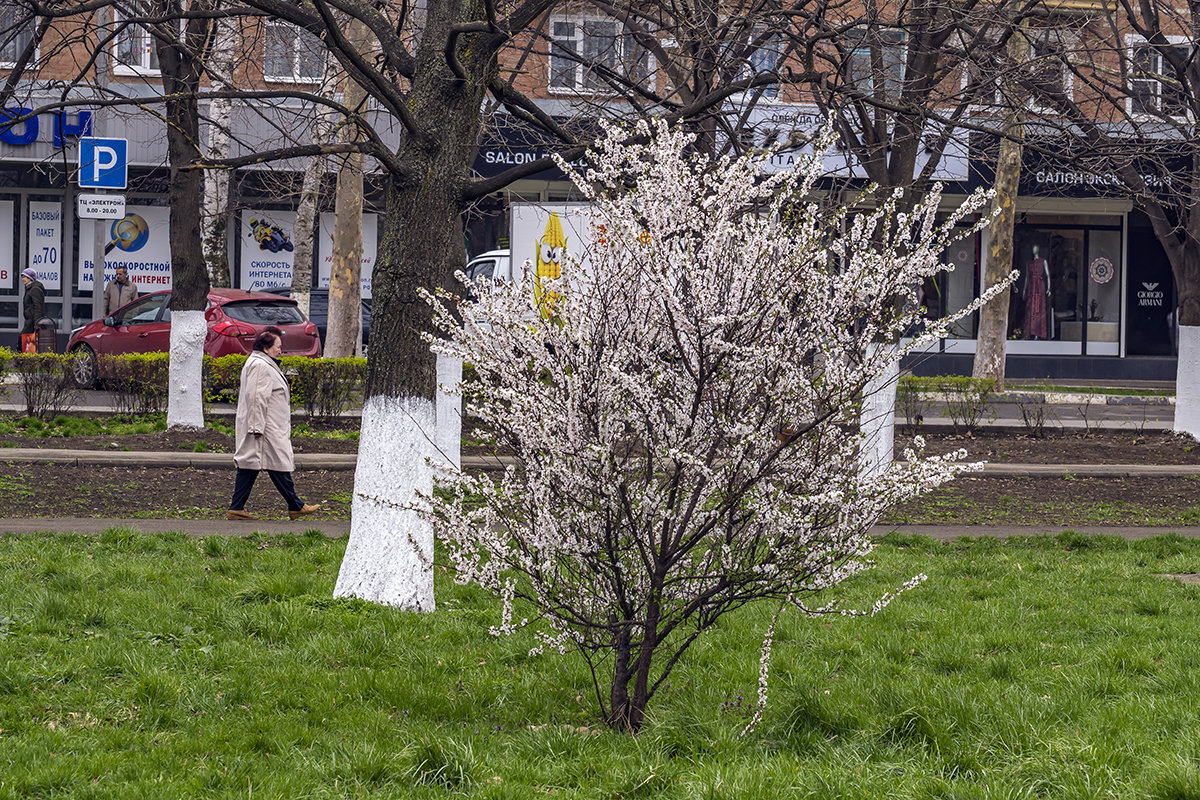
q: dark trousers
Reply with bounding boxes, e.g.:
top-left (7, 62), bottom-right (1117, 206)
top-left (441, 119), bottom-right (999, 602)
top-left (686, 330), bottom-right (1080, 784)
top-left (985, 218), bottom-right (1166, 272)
top-left (230, 468), bottom-right (304, 512)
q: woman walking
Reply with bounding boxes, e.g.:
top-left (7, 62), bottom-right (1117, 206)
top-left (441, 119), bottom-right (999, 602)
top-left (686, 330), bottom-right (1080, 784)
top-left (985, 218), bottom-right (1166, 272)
top-left (227, 326), bottom-right (320, 521)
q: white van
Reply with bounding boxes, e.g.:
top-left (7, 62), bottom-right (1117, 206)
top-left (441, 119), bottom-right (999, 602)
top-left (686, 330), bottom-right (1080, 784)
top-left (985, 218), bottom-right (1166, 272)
top-left (465, 249), bottom-right (513, 286)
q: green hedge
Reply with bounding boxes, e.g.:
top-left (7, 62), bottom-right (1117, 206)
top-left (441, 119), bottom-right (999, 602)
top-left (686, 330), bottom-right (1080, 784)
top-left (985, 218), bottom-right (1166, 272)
top-left (101, 352), bottom-right (170, 416)
top-left (203, 354), bottom-right (366, 419)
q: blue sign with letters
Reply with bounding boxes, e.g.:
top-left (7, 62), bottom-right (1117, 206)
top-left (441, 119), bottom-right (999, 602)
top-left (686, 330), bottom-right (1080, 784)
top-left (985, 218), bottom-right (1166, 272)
top-left (78, 137), bottom-right (128, 189)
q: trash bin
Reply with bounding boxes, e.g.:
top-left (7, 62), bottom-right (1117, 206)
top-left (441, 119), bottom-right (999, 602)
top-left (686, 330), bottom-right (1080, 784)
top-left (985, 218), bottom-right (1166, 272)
top-left (35, 318), bottom-right (56, 354)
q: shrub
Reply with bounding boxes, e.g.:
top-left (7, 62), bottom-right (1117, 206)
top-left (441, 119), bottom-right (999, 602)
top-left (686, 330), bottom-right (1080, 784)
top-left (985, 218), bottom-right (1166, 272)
top-left (283, 356), bottom-right (365, 421)
top-left (101, 353), bottom-right (170, 415)
top-left (421, 120), bottom-right (998, 732)
top-left (203, 354), bottom-right (248, 405)
top-left (0, 347), bottom-right (11, 402)
top-left (935, 376), bottom-right (997, 434)
top-left (896, 376), bottom-right (933, 430)
top-left (9, 352), bottom-right (82, 419)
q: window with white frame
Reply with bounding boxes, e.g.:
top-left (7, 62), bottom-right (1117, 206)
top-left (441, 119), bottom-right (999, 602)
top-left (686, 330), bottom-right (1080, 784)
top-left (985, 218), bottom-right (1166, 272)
top-left (264, 19), bottom-right (324, 82)
top-left (735, 32), bottom-right (783, 100)
top-left (1026, 30), bottom-right (1073, 108)
top-left (845, 27), bottom-right (905, 101)
top-left (1128, 38), bottom-right (1189, 118)
top-left (0, 2), bottom-right (36, 66)
top-left (962, 29), bottom-right (1073, 112)
top-left (113, 1), bottom-right (159, 74)
top-left (548, 16), bottom-right (650, 91)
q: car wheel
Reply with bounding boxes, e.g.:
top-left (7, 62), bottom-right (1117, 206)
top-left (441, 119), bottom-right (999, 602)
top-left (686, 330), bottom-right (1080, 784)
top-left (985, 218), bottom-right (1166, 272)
top-left (71, 344), bottom-right (98, 389)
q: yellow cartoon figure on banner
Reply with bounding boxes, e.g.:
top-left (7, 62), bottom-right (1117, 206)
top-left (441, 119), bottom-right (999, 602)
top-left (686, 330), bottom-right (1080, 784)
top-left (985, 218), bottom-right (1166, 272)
top-left (534, 213), bottom-right (566, 318)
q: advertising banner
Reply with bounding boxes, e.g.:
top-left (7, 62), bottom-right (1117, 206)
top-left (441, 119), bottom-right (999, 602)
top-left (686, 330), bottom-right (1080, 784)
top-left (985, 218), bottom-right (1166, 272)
top-left (510, 201), bottom-right (595, 286)
top-left (240, 210), bottom-right (298, 291)
top-left (317, 212), bottom-right (377, 298)
top-left (78, 205), bottom-right (173, 291)
top-left (28, 201), bottom-right (63, 290)
top-left (0, 200), bottom-right (13, 290)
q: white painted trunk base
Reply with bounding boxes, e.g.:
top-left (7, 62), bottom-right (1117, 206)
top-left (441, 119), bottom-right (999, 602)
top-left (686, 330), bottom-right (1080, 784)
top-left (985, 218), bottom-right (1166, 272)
top-left (335, 396), bottom-right (436, 611)
top-left (1175, 325), bottom-right (1200, 440)
top-left (436, 354), bottom-right (463, 470)
top-left (166, 310), bottom-right (207, 430)
top-left (861, 351), bottom-right (898, 479)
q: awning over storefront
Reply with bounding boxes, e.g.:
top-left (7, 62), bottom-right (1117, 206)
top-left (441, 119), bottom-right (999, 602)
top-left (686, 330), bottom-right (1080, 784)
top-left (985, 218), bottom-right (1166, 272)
top-left (472, 115), bottom-right (598, 182)
top-left (968, 133), bottom-right (1191, 199)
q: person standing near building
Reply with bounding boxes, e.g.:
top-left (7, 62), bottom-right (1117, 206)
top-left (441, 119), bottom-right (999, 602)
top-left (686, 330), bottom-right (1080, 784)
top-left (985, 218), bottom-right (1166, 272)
top-left (226, 326), bottom-right (321, 521)
top-left (20, 268), bottom-right (44, 335)
top-left (103, 266), bottom-right (139, 315)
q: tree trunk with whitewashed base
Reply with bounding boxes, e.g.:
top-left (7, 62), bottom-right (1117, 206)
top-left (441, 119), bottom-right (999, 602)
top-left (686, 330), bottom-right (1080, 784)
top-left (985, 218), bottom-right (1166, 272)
top-left (167, 311), bottom-right (207, 428)
top-left (861, 348), bottom-right (898, 478)
top-left (158, 6), bottom-right (212, 430)
top-left (435, 354), bottom-right (462, 470)
top-left (334, 395), bottom-right (437, 610)
top-left (1172, 254), bottom-right (1200, 439)
top-left (332, 0), bottom-right (490, 608)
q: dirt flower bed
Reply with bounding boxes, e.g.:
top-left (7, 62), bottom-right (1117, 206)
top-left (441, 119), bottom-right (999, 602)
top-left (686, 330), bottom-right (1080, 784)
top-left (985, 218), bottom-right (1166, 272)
top-left (901, 430), bottom-right (1200, 465)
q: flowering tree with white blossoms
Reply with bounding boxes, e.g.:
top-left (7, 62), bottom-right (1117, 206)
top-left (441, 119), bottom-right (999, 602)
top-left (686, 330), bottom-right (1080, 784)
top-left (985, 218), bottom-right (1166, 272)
top-left (423, 120), bottom-right (1006, 733)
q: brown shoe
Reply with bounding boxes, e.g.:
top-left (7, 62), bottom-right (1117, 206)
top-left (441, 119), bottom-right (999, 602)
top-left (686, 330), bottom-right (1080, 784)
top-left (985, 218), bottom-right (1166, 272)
top-left (289, 503), bottom-right (320, 520)
top-left (227, 509), bottom-right (260, 521)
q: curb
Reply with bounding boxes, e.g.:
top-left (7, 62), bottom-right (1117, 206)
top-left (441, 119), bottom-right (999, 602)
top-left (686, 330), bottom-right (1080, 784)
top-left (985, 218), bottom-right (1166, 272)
top-left (2, 449), bottom-right (1200, 477)
top-left (0, 518), bottom-right (1196, 541)
top-left (0, 448), bottom-right (504, 472)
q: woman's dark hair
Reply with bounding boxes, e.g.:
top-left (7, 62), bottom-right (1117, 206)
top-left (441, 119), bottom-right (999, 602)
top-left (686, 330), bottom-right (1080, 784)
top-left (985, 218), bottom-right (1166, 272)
top-left (252, 326), bottom-right (285, 352)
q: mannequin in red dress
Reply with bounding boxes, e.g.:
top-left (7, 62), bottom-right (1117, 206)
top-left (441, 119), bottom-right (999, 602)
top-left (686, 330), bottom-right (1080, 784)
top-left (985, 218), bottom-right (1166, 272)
top-left (1024, 245), bottom-right (1051, 339)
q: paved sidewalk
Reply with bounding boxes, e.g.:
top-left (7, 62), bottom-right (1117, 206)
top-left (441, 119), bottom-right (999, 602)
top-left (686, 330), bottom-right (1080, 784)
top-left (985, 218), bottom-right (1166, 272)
top-left (0, 517), bottom-right (1196, 540)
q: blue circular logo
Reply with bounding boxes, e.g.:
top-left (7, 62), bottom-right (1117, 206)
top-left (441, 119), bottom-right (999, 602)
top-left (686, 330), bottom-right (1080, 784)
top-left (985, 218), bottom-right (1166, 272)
top-left (110, 214), bottom-right (150, 252)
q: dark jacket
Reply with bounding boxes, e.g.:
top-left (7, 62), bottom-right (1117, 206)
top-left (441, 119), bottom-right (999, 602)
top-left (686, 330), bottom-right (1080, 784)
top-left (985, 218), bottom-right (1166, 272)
top-left (21, 280), bottom-right (45, 334)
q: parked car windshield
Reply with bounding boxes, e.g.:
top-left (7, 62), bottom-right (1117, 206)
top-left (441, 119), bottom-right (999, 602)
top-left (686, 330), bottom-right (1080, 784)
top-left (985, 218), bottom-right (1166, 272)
top-left (222, 301), bottom-right (305, 326)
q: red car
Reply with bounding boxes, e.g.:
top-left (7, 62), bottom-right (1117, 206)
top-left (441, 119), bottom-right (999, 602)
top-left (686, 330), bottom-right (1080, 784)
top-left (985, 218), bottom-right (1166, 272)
top-left (67, 288), bottom-right (321, 388)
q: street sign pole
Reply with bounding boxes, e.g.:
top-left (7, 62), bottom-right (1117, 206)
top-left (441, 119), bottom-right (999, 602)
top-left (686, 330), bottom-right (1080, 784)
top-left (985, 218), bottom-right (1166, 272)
top-left (77, 137), bottom-right (128, 320)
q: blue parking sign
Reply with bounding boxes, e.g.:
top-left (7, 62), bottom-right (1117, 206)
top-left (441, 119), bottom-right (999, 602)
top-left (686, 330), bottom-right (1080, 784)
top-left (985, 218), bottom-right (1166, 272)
top-left (78, 138), bottom-right (128, 189)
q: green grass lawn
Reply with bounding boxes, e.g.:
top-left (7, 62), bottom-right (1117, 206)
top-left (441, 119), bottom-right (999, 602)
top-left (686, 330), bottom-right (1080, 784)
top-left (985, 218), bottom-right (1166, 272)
top-left (2, 530), bottom-right (1200, 798)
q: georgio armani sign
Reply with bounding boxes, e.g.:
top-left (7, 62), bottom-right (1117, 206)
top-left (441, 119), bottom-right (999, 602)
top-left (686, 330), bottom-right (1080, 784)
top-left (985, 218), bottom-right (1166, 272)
top-left (1138, 282), bottom-right (1165, 307)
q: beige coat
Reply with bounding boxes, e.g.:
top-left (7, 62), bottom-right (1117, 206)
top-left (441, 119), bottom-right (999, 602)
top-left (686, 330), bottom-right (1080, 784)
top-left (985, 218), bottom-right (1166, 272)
top-left (103, 280), bottom-right (139, 315)
top-left (234, 351), bottom-right (294, 472)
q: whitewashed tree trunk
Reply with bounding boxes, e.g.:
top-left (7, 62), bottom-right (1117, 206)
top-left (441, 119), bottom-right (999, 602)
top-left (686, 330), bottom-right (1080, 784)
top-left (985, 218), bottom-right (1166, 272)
top-left (166, 310), bottom-right (207, 429)
top-left (1175, 325), bottom-right (1200, 439)
top-left (861, 346), bottom-right (898, 478)
top-left (334, 396), bottom-right (436, 610)
top-left (435, 353), bottom-right (462, 469)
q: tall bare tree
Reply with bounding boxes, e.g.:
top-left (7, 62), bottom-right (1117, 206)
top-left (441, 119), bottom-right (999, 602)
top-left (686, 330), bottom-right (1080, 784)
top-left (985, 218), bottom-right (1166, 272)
top-left (1013, 0), bottom-right (1200, 435)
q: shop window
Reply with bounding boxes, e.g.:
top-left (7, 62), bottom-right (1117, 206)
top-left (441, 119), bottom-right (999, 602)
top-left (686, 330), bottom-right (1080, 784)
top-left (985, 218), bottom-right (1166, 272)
top-left (0, 1), bottom-right (36, 66)
top-left (264, 19), bottom-right (324, 82)
top-left (0, 300), bottom-right (16, 330)
top-left (844, 27), bottom-right (905, 102)
top-left (1010, 225), bottom-right (1122, 355)
top-left (938, 229), bottom-right (979, 339)
top-left (548, 16), bottom-right (651, 92)
top-left (1128, 38), bottom-right (1190, 118)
